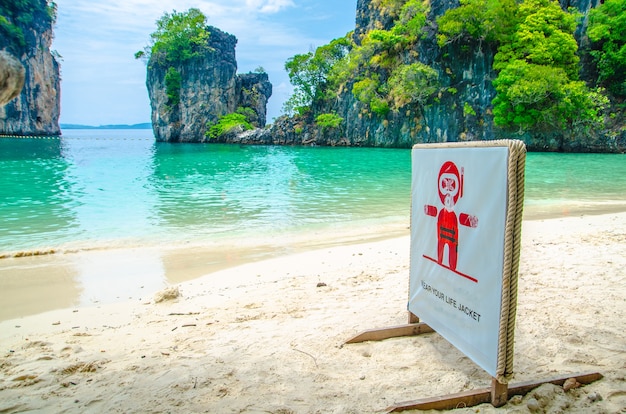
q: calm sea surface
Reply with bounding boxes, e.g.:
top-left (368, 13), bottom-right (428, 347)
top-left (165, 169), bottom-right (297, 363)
top-left (1, 129), bottom-right (625, 319)
top-left (1, 129), bottom-right (625, 256)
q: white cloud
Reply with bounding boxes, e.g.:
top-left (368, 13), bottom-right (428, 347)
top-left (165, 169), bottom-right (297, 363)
top-left (243, 0), bottom-right (295, 13)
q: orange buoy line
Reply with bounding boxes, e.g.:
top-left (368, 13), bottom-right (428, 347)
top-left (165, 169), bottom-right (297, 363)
top-left (0, 134), bottom-right (60, 139)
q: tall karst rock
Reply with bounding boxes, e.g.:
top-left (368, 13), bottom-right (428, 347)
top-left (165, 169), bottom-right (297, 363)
top-left (0, 1), bottom-right (61, 135)
top-left (241, 0), bottom-right (622, 152)
top-left (146, 26), bottom-right (272, 142)
top-left (335, 0), bottom-right (620, 151)
top-left (333, 0), bottom-right (497, 147)
top-left (232, 0), bottom-right (499, 148)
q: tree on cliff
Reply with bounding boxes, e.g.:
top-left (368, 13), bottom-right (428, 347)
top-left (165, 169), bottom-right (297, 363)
top-left (135, 8), bottom-right (209, 65)
top-left (283, 36), bottom-right (351, 115)
top-left (135, 8), bottom-right (210, 108)
top-left (0, 0), bottom-right (57, 54)
top-left (284, 0), bottom-right (434, 118)
top-left (588, 0), bottom-right (626, 98)
top-left (489, 0), bottom-right (607, 132)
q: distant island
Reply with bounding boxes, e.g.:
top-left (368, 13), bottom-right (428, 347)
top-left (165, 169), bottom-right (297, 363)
top-left (61, 123), bottom-right (152, 130)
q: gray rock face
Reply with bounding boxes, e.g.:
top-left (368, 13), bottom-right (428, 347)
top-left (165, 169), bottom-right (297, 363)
top-left (0, 51), bottom-right (25, 106)
top-left (249, 0), bottom-right (497, 148)
top-left (0, 4), bottom-right (60, 136)
top-left (146, 26), bottom-right (272, 142)
top-left (238, 72), bottom-right (272, 127)
top-left (254, 0), bottom-right (624, 152)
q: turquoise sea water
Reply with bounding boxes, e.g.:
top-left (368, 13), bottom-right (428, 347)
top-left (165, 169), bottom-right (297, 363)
top-left (1, 130), bottom-right (625, 319)
top-left (1, 129), bottom-right (626, 256)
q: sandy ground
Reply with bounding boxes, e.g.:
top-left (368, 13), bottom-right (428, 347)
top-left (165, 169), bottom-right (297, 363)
top-left (0, 212), bottom-right (625, 413)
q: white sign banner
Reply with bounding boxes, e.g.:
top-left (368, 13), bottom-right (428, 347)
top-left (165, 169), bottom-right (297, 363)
top-left (409, 146), bottom-right (509, 377)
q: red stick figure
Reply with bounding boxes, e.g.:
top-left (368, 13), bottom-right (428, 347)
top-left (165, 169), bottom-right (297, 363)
top-left (424, 161), bottom-right (478, 271)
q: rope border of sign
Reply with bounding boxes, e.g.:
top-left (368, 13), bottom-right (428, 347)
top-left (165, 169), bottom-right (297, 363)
top-left (499, 139), bottom-right (526, 382)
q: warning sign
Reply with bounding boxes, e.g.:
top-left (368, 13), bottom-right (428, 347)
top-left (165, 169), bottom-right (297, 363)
top-left (409, 145), bottom-right (510, 377)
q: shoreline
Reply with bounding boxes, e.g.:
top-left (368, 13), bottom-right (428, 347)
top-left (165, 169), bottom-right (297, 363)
top-left (0, 211), bottom-right (624, 412)
top-left (0, 219), bottom-right (411, 322)
top-left (2, 202), bottom-right (626, 322)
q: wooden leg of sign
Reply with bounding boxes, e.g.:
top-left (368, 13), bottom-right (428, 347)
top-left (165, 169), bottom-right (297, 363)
top-left (491, 378), bottom-right (508, 407)
top-left (344, 322), bottom-right (433, 344)
top-left (385, 371), bottom-right (603, 412)
top-left (344, 312), bottom-right (425, 344)
top-left (507, 371), bottom-right (603, 398)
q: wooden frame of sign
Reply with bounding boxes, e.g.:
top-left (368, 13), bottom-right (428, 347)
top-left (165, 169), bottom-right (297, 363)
top-left (345, 140), bottom-right (602, 412)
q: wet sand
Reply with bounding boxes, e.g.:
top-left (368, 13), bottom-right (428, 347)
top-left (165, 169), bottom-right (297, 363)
top-left (0, 220), bottom-right (411, 321)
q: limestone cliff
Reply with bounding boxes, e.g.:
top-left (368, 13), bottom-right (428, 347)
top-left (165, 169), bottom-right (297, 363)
top-left (230, 0), bottom-right (500, 148)
top-left (0, 1), bottom-right (61, 135)
top-left (238, 72), bottom-right (272, 127)
top-left (0, 51), bottom-right (25, 106)
top-left (237, 0), bottom-right (623, 152)
top-left (146, 26), bottom-right (272, 142)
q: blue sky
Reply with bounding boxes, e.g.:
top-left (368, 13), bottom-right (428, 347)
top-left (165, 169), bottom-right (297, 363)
top-left (52, 0), bottom-right (357, 126)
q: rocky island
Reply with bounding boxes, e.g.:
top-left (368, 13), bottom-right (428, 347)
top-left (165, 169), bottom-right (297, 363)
top-left (0, 0), bottom-right (60, 135)
top-left (183, 0), bottom-right (624, 152)
top-left (137, 9), bottom-right (272, 143)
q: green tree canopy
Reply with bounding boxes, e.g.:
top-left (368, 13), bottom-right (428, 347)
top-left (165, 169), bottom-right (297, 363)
top-left (588, 0), bottom-right (626, 97)
top-left (283, 35), bottom-right (351, 115)
top-left (388, 63), bottom-right (439, 108)
top-left (492, 61), bottom-right (592, 128)
top-left (437, 0), bottom-right (517, 47)
top-left (135, 8), bottom-right (210, 66)
top-left (493, 0), bottom-right (580, 77)
top-left (136, 8), bottom-right (211, 112)
top-left (0, 0), bottom-right (57, 53)
top-left (490, 0), bottom-right (605, 130)
top-left (315, 112), bottom-right (344, 130)
top-left (164, 66), bottom-right (181, 106)
top-left (206, 111), bottom-right (253, 139)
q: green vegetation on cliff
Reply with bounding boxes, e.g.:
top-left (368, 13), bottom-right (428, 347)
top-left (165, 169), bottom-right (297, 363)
top-left (315, 113), bottom-right (344, 130)
top-left (436, 0), bottom-right (517, 46)
top-left (164, 66), bottom-right (182, 106)
top-left (434, 0), bottom-right (616, 133)
top-left (285, 0), bottom-right (432, 119)
top-left (0, 0), bottom-right (57, 54)
top-left (487, 0), bottom-right (607, 131)
top-left (136, 8), bottom-right (210, 108)
top-left (135, 8), bottom-right (210, 65)
top-left (284, 36), bottom-right (352, 115)
top-left (588, 0), bottom-right (626, 98)
top-left (206, 108), bottom-right (254, 139)
top-left (283, 0), bottom-right (623, 141)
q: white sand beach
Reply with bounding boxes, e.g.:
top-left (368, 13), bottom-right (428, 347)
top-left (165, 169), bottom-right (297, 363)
top-left (0, 212), bottom-right (625, 413)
